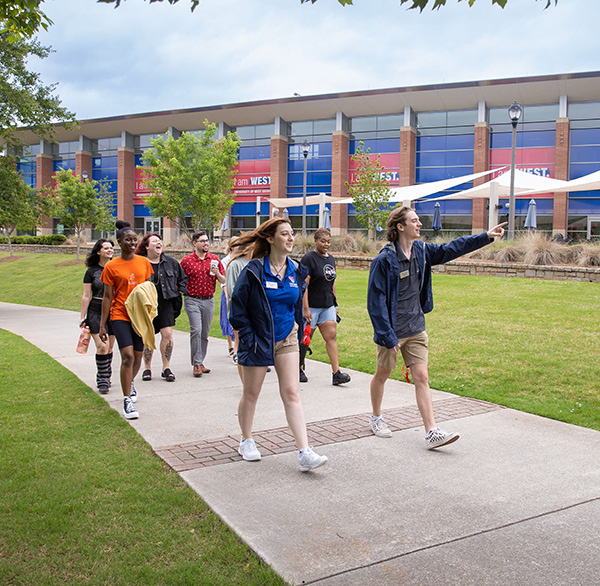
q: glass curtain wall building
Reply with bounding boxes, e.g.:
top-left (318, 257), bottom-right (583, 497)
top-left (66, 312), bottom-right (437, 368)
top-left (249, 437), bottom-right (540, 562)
top-left (11, 72), bottom-right (600, 243)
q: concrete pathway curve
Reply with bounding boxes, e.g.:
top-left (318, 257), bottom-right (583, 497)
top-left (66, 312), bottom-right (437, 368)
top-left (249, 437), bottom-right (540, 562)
top-left (1, 302), bottom-right (599, 585)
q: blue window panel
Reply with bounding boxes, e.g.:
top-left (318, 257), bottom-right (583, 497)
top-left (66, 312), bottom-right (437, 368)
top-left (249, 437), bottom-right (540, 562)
top-left (287, 158), bottom-right (332, 172)
top-left (287, 186), bottom-right (329, 197)
top-left (415, 200), bottom-right (473, 215)
top-left (417, 134), bottom-right (474, 151)
top-left (349, 138), bottom-right (400, 154)
top-left (135, 154), bottom-right (144, 166)
top-left (53, 159), bottom-right (75, 172)
top-left (275, 204), bottom-right (320, 214)
top-left (569, 163), bottom-right (600, 179)
top-left (93, 156), bottom-right (118, 168)
top-left (569, 145), bottom-right (600, 163)
top-left (520, 131), bottom-right (555, 148)
top-left (415, 167), bottom-right (473, 183)
top-left (287, 171), bottom-right (332, 187)
top-left (416, 151), bottom-right (473, 167)
top-left (490, 130), bottom-right (555, 150)
top-left (231, 202), bottom-right (256, 216)
top-left (568, 198), bottom-right (600, 214)
top-left (134, 204), bottom-right (151, 216)
top-left (288, 142), bottom-right (332, 158)
top-left (239, 145), bottom-right (271, 160)
top-left (570, 128), bottom-right (600, 146)
top-left (93, 169), bottom-right (118, 182)
top-left (287, 159), bottom-right (305, 172)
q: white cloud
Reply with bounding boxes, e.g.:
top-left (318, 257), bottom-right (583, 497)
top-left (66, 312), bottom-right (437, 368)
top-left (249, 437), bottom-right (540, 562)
top-left (29, 0), bottom-right (600, 121)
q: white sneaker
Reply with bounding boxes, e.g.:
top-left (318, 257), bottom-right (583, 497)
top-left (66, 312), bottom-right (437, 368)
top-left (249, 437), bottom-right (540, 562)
top-left (123, 396), bottom-right (139, 420)
top-left (298, 447), bottom-right (328, 472)
top-left (238, 438), bottom-right (261, 461)
top-left (426, 427), bottom-right (459, 449)
top-left (370, 416), bottom-right (392, 438)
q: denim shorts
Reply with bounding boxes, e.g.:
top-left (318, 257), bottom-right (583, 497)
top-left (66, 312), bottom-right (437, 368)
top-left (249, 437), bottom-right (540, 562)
top-left (309, 306), bottom-right (337, 328)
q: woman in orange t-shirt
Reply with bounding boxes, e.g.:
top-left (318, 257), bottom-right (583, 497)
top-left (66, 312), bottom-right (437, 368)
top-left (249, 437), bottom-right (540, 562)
top-left (100, 220), bottom-right (153, 420)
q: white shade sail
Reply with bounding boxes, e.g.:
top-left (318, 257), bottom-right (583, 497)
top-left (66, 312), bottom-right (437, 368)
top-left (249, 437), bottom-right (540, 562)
top-left (516, 169), bottom-right (600, 197)
top-left (428, 169), bottom-right (569, 201)
top-left (332, 167), bottom-right (505, 205)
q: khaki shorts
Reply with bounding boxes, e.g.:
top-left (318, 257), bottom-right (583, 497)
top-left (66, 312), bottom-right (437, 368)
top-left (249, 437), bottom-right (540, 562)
top-left (274, 322), bottom-right (299, 356)
top-left (376, 331), bottom-right (428, 371)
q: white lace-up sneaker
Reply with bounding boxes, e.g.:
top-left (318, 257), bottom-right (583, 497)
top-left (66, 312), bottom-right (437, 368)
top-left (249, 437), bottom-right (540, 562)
top-left (370, 416), bottom-right (392, 438)
top-left (298, 447), bottom-right (328, 472)
top-left (123, 396), bottom-right (139, 420)
top-left (238, 438), bottom-right (261, 461)
top-left (426, 427), bottom-right (459, 449)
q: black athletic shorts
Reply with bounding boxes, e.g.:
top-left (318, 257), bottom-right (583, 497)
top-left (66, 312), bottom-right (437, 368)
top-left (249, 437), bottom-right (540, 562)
top-left (111, 319), bottom-right (144, 352)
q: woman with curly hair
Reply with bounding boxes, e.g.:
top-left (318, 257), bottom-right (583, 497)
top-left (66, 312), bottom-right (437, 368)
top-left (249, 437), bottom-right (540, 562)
top-left (135, 232), bottom-right (187, 382)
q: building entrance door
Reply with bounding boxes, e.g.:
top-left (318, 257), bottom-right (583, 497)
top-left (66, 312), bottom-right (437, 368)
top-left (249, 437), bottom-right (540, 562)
top-left (587, 216), bottom-right (600, 240)
top-left (145, 218), bottom-right (162, 235)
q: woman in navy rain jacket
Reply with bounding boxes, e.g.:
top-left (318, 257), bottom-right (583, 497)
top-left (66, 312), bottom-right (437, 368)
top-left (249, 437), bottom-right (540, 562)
top-left (229, 218), bottom-right (328, 472)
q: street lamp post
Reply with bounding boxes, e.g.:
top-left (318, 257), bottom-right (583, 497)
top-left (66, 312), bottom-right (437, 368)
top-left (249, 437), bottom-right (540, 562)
top-left (301, 139), bottom-right (310, 235)
top-left (508, 101), bottom-right (522, 240)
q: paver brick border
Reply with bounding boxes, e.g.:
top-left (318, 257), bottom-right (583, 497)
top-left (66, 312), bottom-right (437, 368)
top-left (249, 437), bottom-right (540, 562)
top-left (155, 396), bottom-right (504, 472)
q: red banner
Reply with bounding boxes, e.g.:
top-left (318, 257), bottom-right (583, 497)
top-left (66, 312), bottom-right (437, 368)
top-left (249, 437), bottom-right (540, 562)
top-left (233, 160), bottom-right (271, 195)
top-left (348, 153), bottom-right (400, 186)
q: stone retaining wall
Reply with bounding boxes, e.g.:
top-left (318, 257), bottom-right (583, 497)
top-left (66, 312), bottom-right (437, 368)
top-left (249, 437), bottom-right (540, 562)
top-left (2, 244), bottom-right (599, 282)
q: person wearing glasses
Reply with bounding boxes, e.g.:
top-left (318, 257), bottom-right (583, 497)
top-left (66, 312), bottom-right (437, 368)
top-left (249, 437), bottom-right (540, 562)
top-left (180, 231), bottom-right (225, 378)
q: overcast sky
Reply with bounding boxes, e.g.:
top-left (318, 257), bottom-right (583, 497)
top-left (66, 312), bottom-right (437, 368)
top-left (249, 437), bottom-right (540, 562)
top-left (31, 0), bottom-right (600, 121)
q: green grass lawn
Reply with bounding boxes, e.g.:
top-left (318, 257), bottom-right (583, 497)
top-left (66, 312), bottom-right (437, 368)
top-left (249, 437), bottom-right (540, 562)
top-left (1, 250), bottom-right (599, 582)
top-left (1, 251), bottom-right (599, 431)
top-left (0, 329), bottom-right (285, 586)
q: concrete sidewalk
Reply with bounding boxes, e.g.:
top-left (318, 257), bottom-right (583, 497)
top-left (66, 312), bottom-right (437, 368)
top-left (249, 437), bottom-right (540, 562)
top-left (2, 301), bottom-right (599, 585)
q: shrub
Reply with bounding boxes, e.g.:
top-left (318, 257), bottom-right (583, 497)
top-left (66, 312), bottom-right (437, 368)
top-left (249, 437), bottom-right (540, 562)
top-left (575, 242), bottom-right (600, 266)
top-left (0, 235), bottom-right (67, 245)
top-left (518, 232), bottom-right (569, 266)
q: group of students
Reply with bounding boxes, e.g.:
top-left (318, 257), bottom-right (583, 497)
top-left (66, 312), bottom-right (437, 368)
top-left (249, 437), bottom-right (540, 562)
top-left (80, 210), bottom-right (506, 473)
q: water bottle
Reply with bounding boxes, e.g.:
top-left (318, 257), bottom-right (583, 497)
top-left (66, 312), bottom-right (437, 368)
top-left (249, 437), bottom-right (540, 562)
top-left (76, 326), bottom-right (91, 354)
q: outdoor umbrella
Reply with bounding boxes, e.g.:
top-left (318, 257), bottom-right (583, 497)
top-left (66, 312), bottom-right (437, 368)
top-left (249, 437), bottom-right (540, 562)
top-left (221, 213), bottom-right (229, 232)
top-left (524, 199), bottom-right (537, 230)
top-left (432, 202), bottom-right (442, 231)
top-left (283, 208), bottom-right (289, 219)
top-left (322, 206), bottom-right (331, 230)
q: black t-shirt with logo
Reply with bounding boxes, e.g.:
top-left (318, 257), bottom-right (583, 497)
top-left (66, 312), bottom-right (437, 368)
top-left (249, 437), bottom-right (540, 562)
top-left (301, 250), bottom-right (337, 308)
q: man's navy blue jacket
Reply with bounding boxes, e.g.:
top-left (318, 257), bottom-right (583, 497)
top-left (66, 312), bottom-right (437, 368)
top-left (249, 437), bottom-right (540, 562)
top-left (367, 233), bottom-right (493, 349)
top-left (229, 257), bottom-right (308, 366)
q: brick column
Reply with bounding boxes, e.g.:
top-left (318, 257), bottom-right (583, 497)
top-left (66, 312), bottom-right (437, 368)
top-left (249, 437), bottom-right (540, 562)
top-left (472, 122), bottom-right (490, 233)
top-left (118, 147), bottom-right (135, 226)
top-left (36, 154), bottom-right (54, 235)
top-left (75, 151), bottom-right (92, 179)
top-left (399, 126), bottom-right (416, 190)
top-left (163, 217), bottom-right (176, 245)
top-left (331, 130), bottom-right (349, 236)
top-left (270, 135), bottom-right (288, 201)
top-left (75, 151), bottom-right (93, 241)
top-left (553, 117), bottom-right (570, 236)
